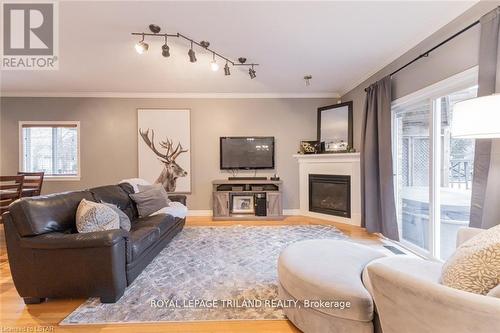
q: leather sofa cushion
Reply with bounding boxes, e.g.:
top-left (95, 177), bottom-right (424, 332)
top-left (127, 226), bottom-right (160, 262)
top-left (278, 239), bottom-right (385, 322)
top-left (9, 191), bottom-right (94, 237)
top-left (89, 185), bottom-right (137, 220)
top-left (135, 214), bottom-right (178, 235)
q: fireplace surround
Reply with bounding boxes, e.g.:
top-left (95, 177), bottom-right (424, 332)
top-left (309, 174), bottom-right (351, 218)
top-left (294, 153), bottom-right (361, 226)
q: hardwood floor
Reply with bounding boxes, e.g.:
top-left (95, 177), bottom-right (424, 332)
top-left (0, 216), bottom-right (381, 333)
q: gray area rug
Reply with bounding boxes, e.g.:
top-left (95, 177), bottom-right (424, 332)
top-left (61, 225), bottom-right (347, 324)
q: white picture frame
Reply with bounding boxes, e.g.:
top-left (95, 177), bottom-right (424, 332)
top-left (232, 195), bottom-right (255, 214)
top-left (137, 109), bottom-right (191, 193)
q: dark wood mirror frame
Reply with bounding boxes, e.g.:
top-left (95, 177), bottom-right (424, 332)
top-left (317, 101), bottom-right (353, 150)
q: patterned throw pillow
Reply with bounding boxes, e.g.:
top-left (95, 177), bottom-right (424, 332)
top-left (76, 199), bottom-right (120, 233)
top-left (440, 225), bottom-right (500, 295)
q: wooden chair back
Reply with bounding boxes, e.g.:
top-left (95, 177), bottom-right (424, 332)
top-left (17, 172), bottom-right (44, 197)
top-left (0, 175), bottom-right (24, 219)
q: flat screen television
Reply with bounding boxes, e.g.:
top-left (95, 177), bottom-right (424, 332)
top-left (220, 136), bottom-right (275, 170)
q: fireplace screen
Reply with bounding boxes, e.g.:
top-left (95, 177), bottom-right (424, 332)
top-left (309, 174), bottom-right (351, 218)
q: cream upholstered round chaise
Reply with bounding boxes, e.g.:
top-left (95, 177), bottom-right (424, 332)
top-left (277, 240), bottom-right (385, 333)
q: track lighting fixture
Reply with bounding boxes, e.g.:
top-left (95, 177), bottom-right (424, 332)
top-left (210, 53), bottom-right (219, 71)
top-left (131, 25), bottom-right (259, 79)
top-left (249, 65), bottom-right (256, 79)
top-left (188, 41), bottom-right (197, 63)
top-left (135, 34), bottom-right (149, 54)
top-left (162, 36), bottom-right (170, 57)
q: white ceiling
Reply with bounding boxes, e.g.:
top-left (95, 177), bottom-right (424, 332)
top-left (0, 1), bottom-right (477, 96)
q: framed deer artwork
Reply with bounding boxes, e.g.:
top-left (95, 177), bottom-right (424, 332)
top-left (137, 109), bottom-right (191, 193)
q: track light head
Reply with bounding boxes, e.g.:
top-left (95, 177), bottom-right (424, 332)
top-left (200, 41), bottom-right (210, 48)
top-left (210, 53), bottom-right (219, 71)
top-left (210, 60), bottom-right (219, 71)
top-left (162, 44), bottom-right (170, 57)
top-left (224, 62), bottom-right (231, 76)
top-left (135, 35), bottom-right (149, 54)
top-left (162, 36), bottom-right (170, 57)
top-left (238, 57), bottom-right (247, 64)
top-left (188, 48), bottom-right (197, 63)
top-left (188, 42), bottom-right (197, 62)
top-left (249, 66), bottom-right (256, 79)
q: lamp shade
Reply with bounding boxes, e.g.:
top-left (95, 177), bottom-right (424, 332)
top-left (452, 94), bottom-right (500, 138)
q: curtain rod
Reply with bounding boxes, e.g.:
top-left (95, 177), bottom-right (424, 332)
top-left (364, 19), bottom-right (480, 92)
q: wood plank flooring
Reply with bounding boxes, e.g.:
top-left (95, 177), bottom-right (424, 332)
top-left (0, 216), bottom-right (381, 333)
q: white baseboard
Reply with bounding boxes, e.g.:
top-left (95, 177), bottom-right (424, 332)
top-left (283, 209), bottom-right (300, 216)
top-left (188, 209), bottom-right (301, 217)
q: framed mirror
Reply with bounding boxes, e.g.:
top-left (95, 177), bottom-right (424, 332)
top-left (317, 101), bottom-right (353, 152)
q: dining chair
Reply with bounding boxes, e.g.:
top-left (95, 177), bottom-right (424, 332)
top-left (0, 175), bottom-right (24, 220)
top-left (17, 172), bottom-right (44, 197)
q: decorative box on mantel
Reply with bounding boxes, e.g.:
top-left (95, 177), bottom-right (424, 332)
top-left (293, 153), bottom-right (361, 226)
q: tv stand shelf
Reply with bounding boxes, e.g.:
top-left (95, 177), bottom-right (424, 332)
top-left (212, 179), bottom-right (284, 221)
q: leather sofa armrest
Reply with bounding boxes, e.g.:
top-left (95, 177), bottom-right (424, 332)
top-left (19, 229), bottom-right (129, 250)
top-left (168, 195), bottom-right (186, 205)
top-left (456, 227), bottom-right (483, 248)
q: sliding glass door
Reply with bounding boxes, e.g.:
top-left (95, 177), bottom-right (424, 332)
top-left (392, 70), bottom-right (477, 259)
top-left (437, 87), bottom-right (477, 259)
top-left (393, 99), bottom-right (431, 254)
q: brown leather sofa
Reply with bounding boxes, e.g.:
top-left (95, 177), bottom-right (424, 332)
top-left (2, 183), bottom-right (185, 304)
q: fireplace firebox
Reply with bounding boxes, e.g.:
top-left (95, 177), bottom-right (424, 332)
top-left (309, 174), bottom-right (351, 218)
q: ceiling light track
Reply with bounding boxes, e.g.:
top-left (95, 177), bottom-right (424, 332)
top-left (131, 24), bottom-right (259, 78)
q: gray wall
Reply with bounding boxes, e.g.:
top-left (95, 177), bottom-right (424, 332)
top-left (0, 97), bottom-right (336, 210)
top-left (342, 1), bottom-right (500, 150)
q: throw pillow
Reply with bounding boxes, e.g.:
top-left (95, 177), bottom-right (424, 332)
top-left (440, 224), bottom-right (500, 295)
top-left (129, 186), bottom-right (170, 217)
top-left (137, 184), bottom-right (171, 203)
top-left (102, 202), bottom-right (131, 231)
top-left (76, 199), bottom-right (120, 233)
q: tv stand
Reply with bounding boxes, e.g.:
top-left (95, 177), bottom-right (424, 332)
top-left (212, 179), bottom-right (284, 221)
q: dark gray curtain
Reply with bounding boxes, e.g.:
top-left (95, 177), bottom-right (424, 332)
top-left (470, 7), bottom-right (500, 229)
top-left (361, 76), bottom-right (399, 240)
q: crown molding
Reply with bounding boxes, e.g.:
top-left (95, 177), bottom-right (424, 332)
top-left (0, 91), bottom-right (340, 99)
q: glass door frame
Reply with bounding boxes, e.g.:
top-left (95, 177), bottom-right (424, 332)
top-left (391, 67), bottom-right (478, 259)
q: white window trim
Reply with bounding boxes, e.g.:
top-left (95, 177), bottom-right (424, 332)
top-left (391, 66), bottom-right (478, 260)
top-left (392, 66), bottom-right (478, 108)
top-left (18, 121), bottom-right (81, 181)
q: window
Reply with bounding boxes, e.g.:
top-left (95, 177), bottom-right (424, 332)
top-left (392, 68), bottom-right (478, 260)
top-left (19, 121), bottom-right (80, 179)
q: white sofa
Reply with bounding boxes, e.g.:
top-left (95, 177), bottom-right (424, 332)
top-left (278, 228), bottom-right (500, 333)
top-left (365, 227), bottom-right (500, 333)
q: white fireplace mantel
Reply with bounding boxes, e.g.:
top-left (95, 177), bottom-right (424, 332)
top-left (294, 153), bottom-right (361, 226)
